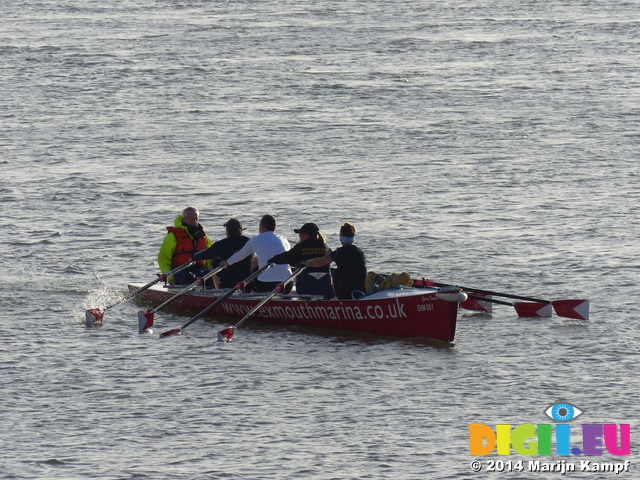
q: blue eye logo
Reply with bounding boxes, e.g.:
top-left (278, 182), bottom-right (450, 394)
top-left (544, 402), bottom-right (583, 422)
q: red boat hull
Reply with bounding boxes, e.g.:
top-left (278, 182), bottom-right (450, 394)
top-left (129, 284), bottom-right (460, 342)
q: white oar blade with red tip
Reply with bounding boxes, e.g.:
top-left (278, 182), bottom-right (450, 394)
top-left (138, 309), bottom-right (154, 333)
top-left (85, 308), bottom-right (105, 326)
top-left (552, 300), bottom-right (589, 320)
top-left (513, 302), bottom-right (553, 318)
top-left (460, 294), bottom-right (493, 313)
top-left (217, 327), bottom-right (234, 342)
top-left (159, 328), bottom-right (182, 338)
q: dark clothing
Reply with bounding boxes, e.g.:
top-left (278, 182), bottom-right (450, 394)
top-left (330, 244), bottom-right (367, 299)
top-left (173, 264), bottom-right (211, 285)
top-left (295, 273), bottom-right (334, 299)
top-left (252, 279), bottom-right (293, 294)
top-left (268, 238), bottom-right (330, 273)
top-left (193, 235), bottom-right (252, 288)
top-left (268, 238), bottom-right (333, 298)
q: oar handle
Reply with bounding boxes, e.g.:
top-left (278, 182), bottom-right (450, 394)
top-left (161, 260), bottom-right (198, 281)
top-left (240, 262), bottom-right (275, 288)
top-left (232, 266), bottom-right (306, 330)
top-left (159, 259), bottom-right (200, 284)
top-left (151, 265), bottom-right (225, 313)
top-left (186, 264), bottom-right (275, 326)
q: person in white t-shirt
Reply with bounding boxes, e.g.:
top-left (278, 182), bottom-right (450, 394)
top-left (221, 214), bottom-right (293, 292)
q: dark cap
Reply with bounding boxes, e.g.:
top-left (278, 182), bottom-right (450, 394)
top-left (294, 222), bottom-right (319, 235)
top-left (224, 218), bottom-right (244, 232)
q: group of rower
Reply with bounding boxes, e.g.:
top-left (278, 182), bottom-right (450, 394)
top-left (157, 207), bottom-right (367, 300)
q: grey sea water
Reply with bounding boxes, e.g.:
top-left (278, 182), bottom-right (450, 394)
top-left (1, 0), bottom-right (639, 478)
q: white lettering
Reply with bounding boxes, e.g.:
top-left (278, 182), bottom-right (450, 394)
top-left (528, 461), bottom-right (574, 474)
top-left (219, 298), bottom-right (429, 323)
top-left (580, 460), bottom-right (631, 473)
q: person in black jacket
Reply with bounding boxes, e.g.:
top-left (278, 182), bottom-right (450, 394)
top-left (303, 222), bottom-right (367, 300)
top-left (192, 218), bottom-right (252, 288)
top-left (268, 222), bottom-right (334, 298)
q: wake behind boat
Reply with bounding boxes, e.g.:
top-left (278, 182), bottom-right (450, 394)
top-left (128, 282), bottom-right (466, 342)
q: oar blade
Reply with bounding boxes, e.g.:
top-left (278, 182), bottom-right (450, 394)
top-left (85, 308), bottom-right (104, 326)
top-left (159, 328), bottom-right (182, 338)
top-left (513, 302), bottom-right (552, 318)
top-left (460, 294), bottom-right (493, 313)
top-left (137, 310), bottom-right (154, 333)
top-left (552, 299), bottom-right (589, 320)
top-left (217, 327), bottom-right (234, 343)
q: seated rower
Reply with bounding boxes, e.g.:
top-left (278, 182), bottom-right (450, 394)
top-left (268, 222), bottom-right (334, 299)
top-left (221, 214), bottom-right (293, 293)
top-left (303, 222), bottom-right (366, 300)
top-left (157, 206), bottom-right (212, 285)
top-left (192, 218), bottom-right (252, 289)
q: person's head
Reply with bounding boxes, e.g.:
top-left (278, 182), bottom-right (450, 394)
top-left (259, 214), bottom-right (277, 233)
top-left (339, 222), bottom-right (356, 244)
top-left (294, 222), bottom-right (320, 242)
top-left (182, 206), bottom-right (200, 227)
top-left (224, 218), bottom-right (244, 237)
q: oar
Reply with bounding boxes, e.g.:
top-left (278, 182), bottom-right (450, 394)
top-left (85, 261), bottom-right (197, 326)
top-left (427, 280), bottom-right (589, 320)
top-left (159, 263), bottom-right (274, 338)
top-left (137, 265), bottom-right (225, 333)
top-left (217, 266), bottom-right (306, 342)
top-left (466, 294), bottom-right (552, 318)
top-left (459, 293), bottom-right (493, 314)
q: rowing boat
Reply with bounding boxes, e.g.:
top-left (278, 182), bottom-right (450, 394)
top-left (128, 283), bottom-right (467, 342)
